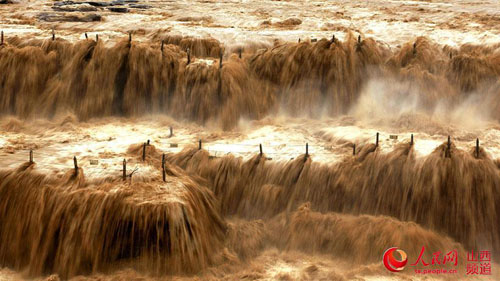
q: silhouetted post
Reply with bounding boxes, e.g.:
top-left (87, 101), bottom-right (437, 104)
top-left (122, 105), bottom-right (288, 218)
top-left (1, 30), bottom-right (4, 45)
top-left (142, 142), bottom-right (146, 161)
top-left (161, 40), bottom-right (164, 52)
top-left (122, 159), bottom-right (126, 180)
top-left (187, 48), bottom-right (191, 65)
top-left (353, 144), bottom-right (356, 156)
top-left (29, 149), bottom-right (33, 163)
top-left (358, 35), bottom-right (361, 44)
top-left (331, 34), bottom-right (335, 43)
top-left (259, 144), bottom-right (263, 156)
top-left (305, 143), bottom-right (309, 157)
top-left (413, 42), bottom-right (417, 55)
top-left (375, 132), bottom-right (379, 147)
top-left (219, 51), bottom-right (223, 69)
top-left (476, 138), bottom-right (479, 158)
top-left (147, 139), bottom-right (150, 145)
top-left (73, 156), bottom-right (78, 175)
top-left (198, 139), bottom-right (202, 150)
top-left (96, 34), bottom-right (99, 42)
top-left (238, 48), bottom-right (242, 59)
top-left (410, 134), bottom-right (414, 146)
top-left (162, 154), bottom-right (166, 182)
top-left (446, 136), bottom-right (451, 158)
top-left (298, 38), bottom-right (301, 43)
top-left (128, 32), bottom-right (132, 43)
top-left (85, 32), bottom-right (88, 39)
top-left (52, 30), bottom-right (55, 41)
top-left (169, 126), bottom-right (173, 137)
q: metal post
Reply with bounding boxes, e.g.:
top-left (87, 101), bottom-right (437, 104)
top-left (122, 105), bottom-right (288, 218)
top-left (198, 139), bottom-right (202, 150)
top-left (74, 156), bottom-right (78, 175)
top-left (410, 134), bottom-right (414, 146)
top-left (142, 142), bottom-right (146, 161)
top-left (476, 138), bottom-right (479, 158)
top-left (162, 154), bottom-right (166, 182)
top-left (29, 149), bottom-right (33, 163)
top-left (259, 144), bottom-right (263, 156)
top-left (376, 132), bottom-right (379, 147)
top-left (122, 159), bottom-right (126, 180)
top-left (447, 136), bottom-right (451, 158)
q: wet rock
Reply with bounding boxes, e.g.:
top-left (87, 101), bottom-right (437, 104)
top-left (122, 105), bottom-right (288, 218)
top-left (108, 6), bottom-right (128, 12)
top-left (276, 18), bottom-right (302, 26)
top-left (128, 3), bottom-right (151, 9)
top-left (52, 4), bottom-right (98, 12)
top-left (111, 0), bottom-right (138, 5)
top-left (53, 1), bottom-right (76, 6)
top-left (85, 1), bottom-right (111, 7)
top-left (38, 12), bottom-right (102, 22)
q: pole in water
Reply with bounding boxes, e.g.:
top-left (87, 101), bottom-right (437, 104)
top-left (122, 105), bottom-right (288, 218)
top-left (187, 48), bottom-right (191, 65)
top-left (85, 32), bottom-right (88, 39)
top-left (198, 139), bottom-right (202, 150)
top-left (410, 134), bottom-right (414, 146)
top-left (162, 154), bottom-right (166, 182)
top-left (142, 142), bottom-right (146, 161)
top-left (447, 136), bottom-right (451, 158)
top-left (259, 144), bottom-right (263, 156)
top-left (29, 149), bottom-right (33, 163)
top-left (353, 144), bottom-right (356, 156)
top-left (476, 138), bottom-right (479, 158)
top-left (1, 30), bottom-right (4, 45)
top-left (375, 132), bottom-right (379, 147)
top-left (73, 156), bottom-right (78, 175)
top-left (219, 51), bottom-right (223, 69)
top-left (122, 159), bottom-right (126, 180)
top-left (161, 40), bottom-right (164, 52)
top-left (169, 126), bottom-right (173, 137)
top-left (305, 143), bottom-right (309, 157)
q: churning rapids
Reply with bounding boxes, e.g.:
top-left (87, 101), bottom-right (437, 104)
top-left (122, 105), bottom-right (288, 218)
top-left (1, 8), bottom-right (500, 280)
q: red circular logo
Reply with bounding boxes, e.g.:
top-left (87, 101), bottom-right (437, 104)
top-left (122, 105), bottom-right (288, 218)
top-left (383, 247), bottom-right (408, 272)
